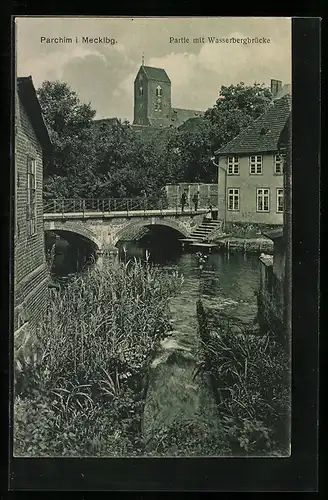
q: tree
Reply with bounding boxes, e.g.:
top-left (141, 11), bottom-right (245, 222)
top-left (37, 81), bottom-right (97, 198)
top-left (162, 119), bottom-right (217, 184)
top-left (204, 82), bottom-right (272, 151)
top-left (88, 121), bottom-right (166, 200)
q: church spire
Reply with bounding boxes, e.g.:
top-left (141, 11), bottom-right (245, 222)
top-left (141, 53), bottom-right (145, 66)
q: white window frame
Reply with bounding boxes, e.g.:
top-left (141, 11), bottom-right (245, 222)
top-left (274, 153), bottom-right (284, 175)
top-left (249, 155), bottom-right (263, 175)
top-left (227, 188), bottom-right (240, 211)
top-left (27, 157), bottom-right (37, 237)
top-left (257, 188), bottom-right (270, 212)
top-left (227, 156), bottom-right (239, 175)
top-left (276, 188), bottom-right (284, 213)
top-left (156, 85), bottom-right (162, 97)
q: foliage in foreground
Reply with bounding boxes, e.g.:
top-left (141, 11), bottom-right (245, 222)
top-left (144, 416), bottom-right (231, 457)
top-left (14, 260), bottom-right (183, 457)
top-left (196, 300), bottom-right (291, 456)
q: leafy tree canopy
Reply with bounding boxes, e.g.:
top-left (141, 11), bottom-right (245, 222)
top-left (38, 80), bottom-right (272, 200)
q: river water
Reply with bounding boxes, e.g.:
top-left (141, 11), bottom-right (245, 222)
top-left (117, 241), bottom-right (260, 324)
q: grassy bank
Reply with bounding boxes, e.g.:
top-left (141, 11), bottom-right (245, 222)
top-left (14, 259), bottom-right (183, 457)
top-left (213, 237), bottom-right (273, 254)
top-left (196, 300), bottom-right (291, 456)
top-left (223, 223), bottom-right (280, 240)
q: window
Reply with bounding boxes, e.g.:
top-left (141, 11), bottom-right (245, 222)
top-left (274, 154), bottom-right (283, 174)
top-left (277, 188), bottom-right (284, 213)
top-left (156, 85), bottom-right (162, 97)
top-left (257, 188), bottom-right (270, 212)
top-left (227, 156), bottom-right (239, 175)
top-left (249, 155), bottom-right (263, 174)
top-left (139, 86), bottom-right (143, 95)
top-left (155, 102), bottom-right (162, 111)
top-left (227, 188), bottom-right (239, 211)
top-left (27, 157), bottom-right (37, 236)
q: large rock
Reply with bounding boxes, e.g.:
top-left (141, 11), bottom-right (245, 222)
top-left (141, 295), bottom-right (219, 454)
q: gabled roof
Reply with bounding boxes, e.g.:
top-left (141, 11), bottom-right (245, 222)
top-left (93, 117), bottom-right (120, 127)
top-left (170, 108), bottom-right (204, 128)
top-left (137, 65), bottom-right (171, 83)
top-left (17, 76), bottom-right (52, 151)
top-left (215, 95), bottom-right (291, 155)
top-left (177, 116), bottom-right (204, 131)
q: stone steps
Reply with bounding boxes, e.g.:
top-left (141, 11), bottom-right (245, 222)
top-left (188, 220), bottom-right (223, 243)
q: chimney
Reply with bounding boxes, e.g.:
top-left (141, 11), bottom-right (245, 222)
top-left (271, 79), bottom-right (283, 97)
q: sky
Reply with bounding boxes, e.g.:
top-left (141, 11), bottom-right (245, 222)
top-left (16, 17), bottom-right (292, 122)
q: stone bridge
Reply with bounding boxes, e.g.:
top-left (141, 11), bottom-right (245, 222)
top-left (44, 209), bottom-right (206, 253)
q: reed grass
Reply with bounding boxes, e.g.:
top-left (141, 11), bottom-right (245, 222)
top-left (14, 258), bottom-right (183, 457)
top-left (196, 300), bottom-right (291, 456)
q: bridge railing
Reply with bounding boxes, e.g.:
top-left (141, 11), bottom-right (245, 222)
top-left (44, 197), bottom-right (212, 216)
top-left (44, 198), bottom-right (173, 215)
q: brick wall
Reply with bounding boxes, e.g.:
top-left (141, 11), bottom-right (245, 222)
top-left (218, 152), bottom-right (284, 225)
top-left (147, 79), bottom-right (171, 128)
top-left (133, 69), bottom-right (172, 127)
top-left (134, 75), bottom-right (149, 125)
top-left (14, 90), bottom-right (49, 345)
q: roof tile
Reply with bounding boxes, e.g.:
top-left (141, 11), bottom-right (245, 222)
top-left (17, 76), bottom-right (52, 151)
top-left (171, 108), bottom-right (204, 128)
top-left (215, 95), bottom-right (291, 155)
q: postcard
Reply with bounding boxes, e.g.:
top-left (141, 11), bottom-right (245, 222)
top-left (13, 16), bottom-right (292, 460)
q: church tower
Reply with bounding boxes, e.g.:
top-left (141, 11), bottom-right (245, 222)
top-left (133, 60), bottom-right (172, 128)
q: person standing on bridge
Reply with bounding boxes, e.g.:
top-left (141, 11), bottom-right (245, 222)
top-left (180, 190), bottom-right (187, 213)
top-left (192, 191), bottom-right (199, 212)
top-left (141, 188), bottom-right (147, 210)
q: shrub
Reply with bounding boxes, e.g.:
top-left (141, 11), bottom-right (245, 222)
top-left (145, 416), bottom-right (231, 457)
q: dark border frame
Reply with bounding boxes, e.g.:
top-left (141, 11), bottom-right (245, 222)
top-left (4, 16), bottom-right (320, 492)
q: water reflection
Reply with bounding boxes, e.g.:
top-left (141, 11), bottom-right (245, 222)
top-left (117, 240), bottom-right (260, 324)
top-left (45, 231), bottom-right (97, 282)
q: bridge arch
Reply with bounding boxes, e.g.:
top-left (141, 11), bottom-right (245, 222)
top-left (44, 222), bottom-right (102, 252)
top-left (113, 218), bottom-right (189, 246)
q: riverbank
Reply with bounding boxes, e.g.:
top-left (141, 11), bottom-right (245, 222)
top-left (13, 260), bottom-right (183, 457)
top-left (185, 236), bottom-right (273, 255)
top-left (212, 236), bottom-right (273, 253)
